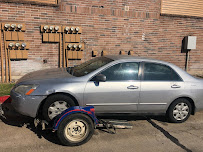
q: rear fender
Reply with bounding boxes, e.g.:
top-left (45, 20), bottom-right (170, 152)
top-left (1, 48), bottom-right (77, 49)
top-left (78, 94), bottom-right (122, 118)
top-left (53, 106), bottom-right (98, 130)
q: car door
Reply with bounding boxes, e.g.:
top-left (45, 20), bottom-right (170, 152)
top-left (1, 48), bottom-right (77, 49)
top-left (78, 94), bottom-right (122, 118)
top-left (139, 62), bottom-right (184, 112)
top-left (84, 62), bottom-right (141, 113)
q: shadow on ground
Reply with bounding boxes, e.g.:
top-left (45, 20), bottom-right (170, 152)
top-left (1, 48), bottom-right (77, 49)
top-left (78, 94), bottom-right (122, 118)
top-left (0, 102), bottom-right (62, 145)
top-left (96, 114), bottom-right (169, 125)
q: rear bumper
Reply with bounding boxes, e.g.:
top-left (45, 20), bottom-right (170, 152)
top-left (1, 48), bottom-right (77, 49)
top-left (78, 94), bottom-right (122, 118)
top-left (10, 90), bottom-right (47, 118)
top-left (195, 99), bottom-right (203, 112)
top-left (196, 105), bottom-right (203, 112)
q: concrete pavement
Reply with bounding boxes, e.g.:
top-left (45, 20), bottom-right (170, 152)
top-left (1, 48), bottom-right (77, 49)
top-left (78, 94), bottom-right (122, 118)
top-left (0, 109), bottom-right (203, 152)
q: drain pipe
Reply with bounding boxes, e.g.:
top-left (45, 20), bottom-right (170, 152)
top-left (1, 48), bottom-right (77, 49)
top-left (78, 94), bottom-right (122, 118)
top-left (185, 51), bottom-right (190, 72)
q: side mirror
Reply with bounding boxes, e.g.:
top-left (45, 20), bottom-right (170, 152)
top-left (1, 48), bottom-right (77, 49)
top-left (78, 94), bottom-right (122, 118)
top-left (94, 74), bottom-right (106, 82)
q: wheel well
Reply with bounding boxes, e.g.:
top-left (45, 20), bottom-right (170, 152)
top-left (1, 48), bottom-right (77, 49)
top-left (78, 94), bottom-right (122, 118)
top-left (36, 92), bottom-right (79, 118)
top-left (168, 97), bottom-right (196, 115)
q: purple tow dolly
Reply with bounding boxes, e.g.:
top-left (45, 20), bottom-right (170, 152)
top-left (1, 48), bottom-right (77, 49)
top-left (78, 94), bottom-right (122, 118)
top-left (35, 106), bottom-right (132, 146)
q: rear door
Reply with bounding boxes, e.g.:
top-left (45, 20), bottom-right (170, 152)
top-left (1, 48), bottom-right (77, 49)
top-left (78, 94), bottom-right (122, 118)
top-left (139, 62), bottom-right (184, 113)
top-left (84, 62), bottom-right (141, 113)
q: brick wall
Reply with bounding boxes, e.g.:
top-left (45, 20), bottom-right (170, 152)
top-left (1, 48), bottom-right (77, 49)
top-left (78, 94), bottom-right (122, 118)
top-left (0, 0), bottom-right (203, 81)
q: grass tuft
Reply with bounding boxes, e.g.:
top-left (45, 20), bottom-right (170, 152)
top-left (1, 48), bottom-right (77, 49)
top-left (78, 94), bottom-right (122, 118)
top-left (0, 83), bottom-right (15, 96)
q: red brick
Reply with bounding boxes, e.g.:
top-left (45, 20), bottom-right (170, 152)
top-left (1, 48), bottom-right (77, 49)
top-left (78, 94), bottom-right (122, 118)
top-left (0, 0), bottom-right (202, 81)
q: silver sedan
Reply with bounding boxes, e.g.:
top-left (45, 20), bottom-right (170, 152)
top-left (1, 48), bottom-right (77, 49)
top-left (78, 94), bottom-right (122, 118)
top-left (10, 56), bottom-right (203, 123)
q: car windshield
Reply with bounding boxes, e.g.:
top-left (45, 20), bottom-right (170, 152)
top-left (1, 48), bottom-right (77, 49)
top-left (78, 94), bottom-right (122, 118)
top-left (67, 57), bottom-right (113, 77)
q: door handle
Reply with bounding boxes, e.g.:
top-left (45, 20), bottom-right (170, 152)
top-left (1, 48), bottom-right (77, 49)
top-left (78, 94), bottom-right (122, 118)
top-left (127, 85), bottom-right (139, 89)
top-left (171, 84), bottom-right (181, 88)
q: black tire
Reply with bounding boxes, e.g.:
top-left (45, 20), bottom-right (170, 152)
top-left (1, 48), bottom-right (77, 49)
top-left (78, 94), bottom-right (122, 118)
top-left (57, 113), bottom-right (94, 146)
top-left (167, 98), bottom-right (192, 123)
top-left (43, 94), bottom-right (76, 121)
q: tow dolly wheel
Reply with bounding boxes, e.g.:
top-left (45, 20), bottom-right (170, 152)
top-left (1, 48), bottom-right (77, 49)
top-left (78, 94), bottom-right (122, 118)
top-left (57, 113), bottom-right (94, 146)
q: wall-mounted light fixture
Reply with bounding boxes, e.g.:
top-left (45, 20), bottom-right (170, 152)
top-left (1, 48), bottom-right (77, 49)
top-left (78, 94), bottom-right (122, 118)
top-left (43, 25), bottom-right (49, 32)
top-left (4, 24), bottom-right (10, 30)
top-left (49, 26), bottom-right (54, 32)
top-left (11, 24), bottom-right (16, 30)
top-left (78, 44), bottom-right (82, 49)
top-left (6, 42), bottom-right (29, 50)
top-left (75, 27), bottom-right (80, 33)
top-left (70, 27), bottom-right (75, 32)
top-left (8, 43), bottom-right (14, 48)
top-left (73, 44), bottom-right (77, 49)
top-left (68, 44), bottom-right (72, 49)
top-left (17, 24), bottom-right (23, 30)
top-left (65, 27), bottom-right (70, 32)
top-left (15, 43), bottom-right (21, 48)
top-left (55, 26), bottom-right (59, 32)
top-left (21, 43), bottom-right (27, 48)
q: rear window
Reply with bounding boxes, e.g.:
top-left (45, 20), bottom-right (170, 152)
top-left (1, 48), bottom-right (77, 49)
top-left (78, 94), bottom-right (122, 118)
top-left (143, 63), bottom-right (182, 81)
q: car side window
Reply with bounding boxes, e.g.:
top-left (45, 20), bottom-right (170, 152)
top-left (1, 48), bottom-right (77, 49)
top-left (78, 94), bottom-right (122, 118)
top-left (171, 69), bottom-right (182, 81)
top-left (143, 63), bottom-right (182, 81)
top-left (100, 62), bottom-right (139, 81)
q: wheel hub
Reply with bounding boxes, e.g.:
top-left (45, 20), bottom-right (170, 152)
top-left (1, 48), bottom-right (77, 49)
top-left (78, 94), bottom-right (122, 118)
top-left (72, 126), bottom-right (82, 135)
top-left (64, 120), bottom-right (88, 142)
top-left (173, 102), bottom-right (189, 121)
top-left (48, 101), bottom-right (69, 119)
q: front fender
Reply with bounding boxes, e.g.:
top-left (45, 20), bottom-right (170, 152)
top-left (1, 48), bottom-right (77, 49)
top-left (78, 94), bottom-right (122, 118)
top-left (53, 106), bottom-right (98, 130)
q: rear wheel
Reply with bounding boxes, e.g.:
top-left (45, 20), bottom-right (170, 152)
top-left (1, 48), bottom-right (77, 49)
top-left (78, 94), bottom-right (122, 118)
top-left (42, 94), bottom-right (76, 121)
top-left (57, 113), bottom-right (94, 146)
top-left (167, 98), bottom-right (192, 123)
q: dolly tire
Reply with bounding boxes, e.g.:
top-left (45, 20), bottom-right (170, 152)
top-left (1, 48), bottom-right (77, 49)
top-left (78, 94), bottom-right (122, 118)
top-left (57, 113), bottom-right (94, 146)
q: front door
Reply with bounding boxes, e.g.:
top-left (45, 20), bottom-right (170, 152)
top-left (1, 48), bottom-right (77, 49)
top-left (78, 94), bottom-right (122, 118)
top-left (84, 62), bottom-right (141, 113)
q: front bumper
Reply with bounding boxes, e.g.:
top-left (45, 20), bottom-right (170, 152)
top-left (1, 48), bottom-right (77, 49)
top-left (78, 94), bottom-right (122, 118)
top-left (10, 90), bottom-right (47, 118)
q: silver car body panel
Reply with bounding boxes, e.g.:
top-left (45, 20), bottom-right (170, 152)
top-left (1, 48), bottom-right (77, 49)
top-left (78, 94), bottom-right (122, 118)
top-left (10, 55), bottom-right (203, 118)
top-left (138, 81), bottom-right (184, 113)
top-left (10, 90), bottom-right (47, 117)
top-left (84, 81), bottom-right (140, 113)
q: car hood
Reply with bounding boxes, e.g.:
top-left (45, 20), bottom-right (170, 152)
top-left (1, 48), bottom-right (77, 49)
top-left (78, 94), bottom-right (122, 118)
top-left (17, 68), bottom-right (74, 83)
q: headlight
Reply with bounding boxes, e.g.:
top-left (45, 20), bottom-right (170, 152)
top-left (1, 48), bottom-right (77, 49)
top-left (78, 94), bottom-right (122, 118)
top-left (14, 84), bottom-right (38, 95)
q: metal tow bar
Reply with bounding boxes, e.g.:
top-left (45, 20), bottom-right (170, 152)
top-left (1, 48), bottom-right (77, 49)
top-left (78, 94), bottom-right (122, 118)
top-left (97, 119), bottom-right (133, 134)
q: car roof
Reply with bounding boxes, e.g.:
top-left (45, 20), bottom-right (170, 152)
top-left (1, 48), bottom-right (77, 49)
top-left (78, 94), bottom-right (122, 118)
top-left (105, 55), bottom-right (166, 63)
